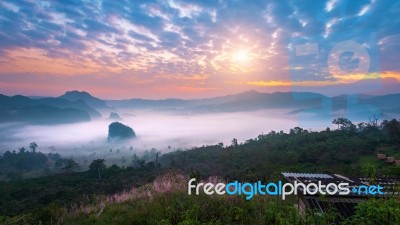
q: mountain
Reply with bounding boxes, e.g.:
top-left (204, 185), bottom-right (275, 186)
top-left (106, 90), bottom-right (400, 118)
top-left (0, 94), bottom-right (100, 124)
top-left (106, 98), bottom-right (190, 109)
top-left (0, 105), bottom-right (91, 124)
top-left (0, 94), bottom-right (101, 117)
top-left (107, 122), bottom-right (136, 142)
top-left (190, 91), bottom-right (326, 112)
top-left (2, 90), bottom-right (400, 124)
top-left (108, 112), bottom-right (122, 121)
top-left (106, 91), bottom-right (327, 112)
top-left (359, 94), bottom-right (400, 110)
top-left (59, 91), bottom-right (109, 110)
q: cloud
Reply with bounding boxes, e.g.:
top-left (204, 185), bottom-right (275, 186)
top-left (0, 0), bottom-right (399, 97)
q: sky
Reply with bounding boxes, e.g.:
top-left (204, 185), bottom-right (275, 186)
top-left (0, 0), bottom-right (399, 99)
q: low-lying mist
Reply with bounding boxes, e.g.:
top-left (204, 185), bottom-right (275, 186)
top-left (0, 109), bottom-right (333, 160)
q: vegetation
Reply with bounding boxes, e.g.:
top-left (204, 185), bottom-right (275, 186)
top-left (0, 118), bottom-right (399, 224)
top-left (0, 163), bottom-right (159, 216)
top-left (1, 173), bottom-right (398, 225)
top-left (161, 118), bottom-right (400, 180)
top-left (0, 142), bottom-right (62, 180)
top-left (344, 198), bottom-right (400, 225)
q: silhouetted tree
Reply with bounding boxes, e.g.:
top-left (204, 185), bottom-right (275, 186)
top-left (18, 147), bottom-right (26, 154)
top-left (29, 142), bottom-right (38, 153)
top-left (231, 138), bottom-right (238, 147)
top-left (290, 127), bottom-right (304, 134)
top-left (89, 159), bottom-right (106, 179)
top-left (62, 159), bottom-right (80, 174)
top-left (332, 118), bottom-right (356, 132)
top-left (368, 112), bottom-right (381, 127)
top-left (132, 154), bottom-right (145, 168)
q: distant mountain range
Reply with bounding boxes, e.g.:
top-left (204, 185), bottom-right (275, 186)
top-left (0, 90), bottom-right (399, 124)
top-left (106, 91), bottom-right (326, 111)
top-left (0, 92), bottom-right (100, 124)
top-left (59, 91), bottom-right (109, 110)
top-left (107, 90), bottom-right (400, 116)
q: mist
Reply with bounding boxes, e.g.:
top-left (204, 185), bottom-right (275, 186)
top-left (0, 109), bottom-right (333, 159)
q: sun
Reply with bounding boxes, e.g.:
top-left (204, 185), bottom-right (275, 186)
top-left (231, 50), bottom-right (251, 63)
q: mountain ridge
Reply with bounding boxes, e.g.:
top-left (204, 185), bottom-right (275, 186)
top-left (59, 90), bottom-right (109, 109)
top-left (1, 91), bottom-right (400, 123)
top-left (0, 94), bottom-right (100, 124)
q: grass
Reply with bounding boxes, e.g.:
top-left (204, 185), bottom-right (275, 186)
top-left (0, 173), bottom-right (308, 225)
top-left (60, 192), bottom-right (304, 225)
top-left (1, 173), bottom-right (399, 225)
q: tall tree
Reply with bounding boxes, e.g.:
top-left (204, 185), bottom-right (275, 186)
top-left (332, 118), bottom-right (356, 132)
top-left (89, 159), bottom-right (106, 180)
top-left (29, 142), bottom-right (38, 153)
top-left (62, 159), bottom-right (80, 174)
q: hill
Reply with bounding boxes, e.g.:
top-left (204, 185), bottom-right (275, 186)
top-left (107, 122), bottom-right (136, 142)
top-left (106, 91), bottom-right (400, 118)
top-left (0, 94), bottom-right (100, 124)
top-left (59, 90), bottom-right (109, 110)
top-left (2, 90), bottom-right (400, 123)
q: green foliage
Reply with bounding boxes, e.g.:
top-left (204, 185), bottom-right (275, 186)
top-left (89, 159), bottom-right (106, 179)
top-left (381, 119), bottom-right (400, 144)
top-left (1, 118), bottom-right (400, 224)
top-left (362, 162), bottom-right (377, 184)
top-left (332, 118), bottom-right (357, 132)
top-left (61, 159), bottom-right (81, 173)
top-left (58, 192), bottom-right (305, 225)
top-left (0, 164), bottom-right (158, 216)
top-left (161, 118), bottom-right (400, 180)
top-left (344, 198), bottom-right (400, 225)
top-left (0, 148), bottom-right (58, 179)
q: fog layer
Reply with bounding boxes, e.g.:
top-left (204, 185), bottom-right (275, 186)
top-left (0, 109), bottom-right (331, 157)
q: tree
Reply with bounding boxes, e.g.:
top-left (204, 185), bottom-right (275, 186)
top-left (89, 159), bottom-right (106, 179)
top-left (121, 156), bottom-right (126, 166)
top-left (61, 159), bottom-right (80, 174)
top-left (362, 163), bottom-right (376, 184)
top-left (29, 142), bottom-right (38, 153)
top-left (231, 138), bottom-right (238, 147)
top-left (368, 112), bottom-right (381, 127)
top-left (290, 127), bottom-right (304, 135)
top-left (132, 154), bottom-right (146, 168)
top-left (347, 198), bottom-right (400, 224)
top-left (381, 119), bottom-right (400, 143)
top-left (18, 147), bottom-right (26, 154)
top-left (332, 118), bottom-right (356, 132)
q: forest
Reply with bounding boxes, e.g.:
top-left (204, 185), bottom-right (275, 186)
top-left (0, 118), bottom-right (399, 224)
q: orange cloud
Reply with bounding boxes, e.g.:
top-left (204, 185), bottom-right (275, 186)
top-left (0, 48), bottom-right (104, 75)
top-left (231, 71), bottom-right (400, 87)
top-left (155, 74), bottom-right (209, 81)
top-left (175, 85), bottom-right (218, 92)
top-left (229, 80), bottom-right (340, 87)
top-left (381, 71), bottom-right (400, 81)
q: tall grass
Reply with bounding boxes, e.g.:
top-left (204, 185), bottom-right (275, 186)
top-left (2, 173), bottom-right (398, 225)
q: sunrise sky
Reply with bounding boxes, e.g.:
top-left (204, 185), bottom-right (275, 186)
top-left (0, 0), bottom-right (399, 99)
